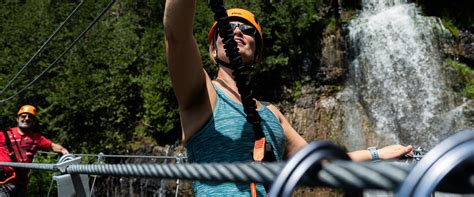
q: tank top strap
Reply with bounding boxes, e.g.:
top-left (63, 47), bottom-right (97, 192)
top-left (211, 81), bottom-right (267, 111)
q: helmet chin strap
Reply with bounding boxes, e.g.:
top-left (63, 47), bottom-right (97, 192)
top-left (216, 57), bottom-right (256, 72)
top-left (216, 58), bottom-right (231, 68)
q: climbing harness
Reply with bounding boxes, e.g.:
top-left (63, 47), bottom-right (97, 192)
top-left (208, 1), bottom-right (275, 196)
top-left (0, 119), bottom-right (19, 185)
top-left (0, 171), bottom-right (16, 185)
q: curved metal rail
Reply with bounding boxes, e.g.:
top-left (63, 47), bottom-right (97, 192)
top-left (397, 129), bottom-right (474, 196)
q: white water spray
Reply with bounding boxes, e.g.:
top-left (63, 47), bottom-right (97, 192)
top-left (342, 0), bottom-right (464, 149)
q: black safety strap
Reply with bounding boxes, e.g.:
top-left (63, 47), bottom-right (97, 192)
top-left (0, 118), bottom-right (16, 163)
top-left (1, 127), bottom-right (17, 163)
top-left (0, 126), bottom-right (18, 184)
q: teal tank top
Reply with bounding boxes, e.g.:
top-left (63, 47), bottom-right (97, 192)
top-left (186, 83), bottom-right (285, 196)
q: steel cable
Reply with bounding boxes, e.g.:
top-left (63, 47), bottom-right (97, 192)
top-left (0, 161), bottom-right (57, 171)
top-left (3, 160), bottom-right (407, 190)
top-left (0, 159), bottom-right (470, 192)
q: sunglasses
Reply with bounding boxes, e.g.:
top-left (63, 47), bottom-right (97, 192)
top-left (19, 114), bottom-right (34, 119)
top-left (225, 23), bottom-right (257, 37)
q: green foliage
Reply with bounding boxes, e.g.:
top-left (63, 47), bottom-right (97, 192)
top-left (0, 1), bottom-right (176, 192)
top-left (28, 153), bottom-right (60, 196)
top-left (290, 81), bottom-right (302, 100)
top-left (324, 17), bottom-right (338, 35)
top-left (447, 59), bottom-right (474, 99)
top-left (416, 0), bottom-right (474, 31)
top-left (441, 18), bottom-right (460, 39)
top-left (326, 85), bottom-right (342, 95)
top-left (0, 0), bottom-right (333, 149)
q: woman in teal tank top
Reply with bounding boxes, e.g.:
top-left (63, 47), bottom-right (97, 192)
top-left (186, 83), bottom-right (285, 196)
top-left (164, 1), bottom-right (414, 196)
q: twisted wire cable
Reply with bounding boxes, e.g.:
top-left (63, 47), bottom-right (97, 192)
top-left (66, 163), bottom-right (284, 184)
top-left (65, 161), bottom-right (418, 191)
top-left (318, 161), bottom-right (413, 190)
top-left (0, 160), bottom-right (412, 190)
top-left (0, 160), bottom-right (468, 192)
top-left (0, 161), bottom-right (57, 171)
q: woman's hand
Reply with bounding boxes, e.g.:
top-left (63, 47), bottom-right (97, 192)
top-left (377, 144), bottom-right (413, 160)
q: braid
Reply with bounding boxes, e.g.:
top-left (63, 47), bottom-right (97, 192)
top-left (209, 1), bottom-right (275, 162)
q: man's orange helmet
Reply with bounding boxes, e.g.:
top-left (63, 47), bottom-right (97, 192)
top-left (208, 8), bottom-right (264, 53)
top-left (17, 105), bottom-right (37, 116)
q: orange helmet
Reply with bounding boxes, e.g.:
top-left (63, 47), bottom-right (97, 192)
top-left (17, 105), bottom-right (37, 116)
top-left (208, 8), bottom-right (264, 52)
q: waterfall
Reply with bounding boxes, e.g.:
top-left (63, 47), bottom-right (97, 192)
top-left (341, 0), bottom-right (466, 150)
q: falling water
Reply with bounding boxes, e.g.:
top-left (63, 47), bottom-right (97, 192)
top-left (341, 0), bottom-right (466, 150)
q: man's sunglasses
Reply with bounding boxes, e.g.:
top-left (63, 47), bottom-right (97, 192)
top-left (223, 23), bottom-right (257, 37)
top-left (19, 114), bottom-right (34, 119)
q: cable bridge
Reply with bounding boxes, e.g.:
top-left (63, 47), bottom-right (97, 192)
top-left (0, 128), bottom-right (472, 196)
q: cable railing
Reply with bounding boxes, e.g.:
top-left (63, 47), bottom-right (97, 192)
top-left (33, 146), bottom-right (187, 196)
top-left (36, 151), bottom-right (184, 160)
top-left (0, 128), bottom-right (472, 196)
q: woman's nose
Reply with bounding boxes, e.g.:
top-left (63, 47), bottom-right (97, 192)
top-left (233, 26), bottom-right (243, 35)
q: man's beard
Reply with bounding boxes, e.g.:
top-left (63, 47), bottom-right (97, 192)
top-left (18, 122), bottom-right (33, 129)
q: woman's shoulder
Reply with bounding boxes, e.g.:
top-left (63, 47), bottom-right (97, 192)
top-left (260, 102), bottom-right (285, 121)
top-left (261, 101), bottom-right (279, 112)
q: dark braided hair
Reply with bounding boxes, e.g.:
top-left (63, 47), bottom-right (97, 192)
top-left (209, 0), bottom-right (275, 162)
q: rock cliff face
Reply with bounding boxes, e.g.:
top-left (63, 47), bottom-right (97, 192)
top-left (283, 26), bottom-right (349, 146)
top-left (280, 0), bottom-right (473, 151)
top-left (458, 30), bottom-right (474, 66)
top-left (280, 3), bottom-right (473, 194)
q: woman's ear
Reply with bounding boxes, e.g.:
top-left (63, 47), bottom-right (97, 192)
top-left (209, 44), bottom-right (217, 64)
top-left (213, 50), bottom-right (217, 59)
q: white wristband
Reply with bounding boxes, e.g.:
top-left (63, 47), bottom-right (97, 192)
top-left (368, 146), bottom-right (379, 161)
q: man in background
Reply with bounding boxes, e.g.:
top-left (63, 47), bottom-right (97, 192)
top-left (0, 105), bottom-right (69, 196)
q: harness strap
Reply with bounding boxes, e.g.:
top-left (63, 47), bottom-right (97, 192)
top-left (0, 171), bottom-right (16, 184)
top-left (216, 58), bottom-right (232, 69)
top-left (1, 125), bottom-right (18, 184)
top-left (253, 137), bottom-right (266, 161)
top-left (251, 137), bottom-right (266, 197)
top-left (2, 129), bottom-right (17, 163)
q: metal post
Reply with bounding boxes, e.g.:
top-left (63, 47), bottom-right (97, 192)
top-left (159, 145), bottom-right (170, 197)
top-left (175, 153), bottom-right (185, 197)
top-left (53, 155), bottom-right (90, 197)
top-left (53, 174), bottom-right (90, 197)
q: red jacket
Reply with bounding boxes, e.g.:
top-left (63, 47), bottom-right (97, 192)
top-left (0, 127), bottom-right (52, 186)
